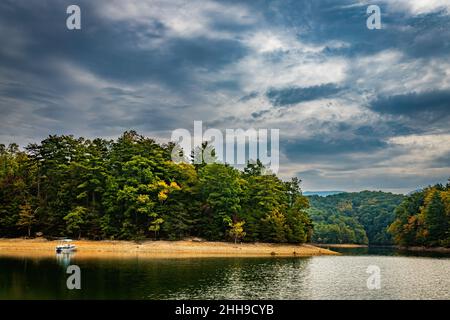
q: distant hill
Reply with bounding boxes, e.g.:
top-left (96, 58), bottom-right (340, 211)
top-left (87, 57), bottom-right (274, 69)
top-left (407, 188), bottom-right (423, 195)
top-left (303, 191), bottom-right (346, 197)
top-left (307, 191), bottom-right (405, 245)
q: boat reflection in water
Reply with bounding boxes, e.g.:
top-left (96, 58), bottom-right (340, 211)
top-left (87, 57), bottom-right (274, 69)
top-left (55, 251), bottom-right (75, 267)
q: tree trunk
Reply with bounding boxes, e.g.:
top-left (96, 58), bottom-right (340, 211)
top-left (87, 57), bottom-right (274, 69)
top-left (37, 175), bottom-right (40, 199)
top-left (28, 226), bottom-right (31, 238)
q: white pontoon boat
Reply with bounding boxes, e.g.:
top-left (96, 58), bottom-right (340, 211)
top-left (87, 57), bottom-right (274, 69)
top-left (55, 239), bottom-right (77, 253)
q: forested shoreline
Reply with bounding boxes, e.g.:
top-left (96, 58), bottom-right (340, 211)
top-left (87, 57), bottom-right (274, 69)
top-left (0, 131), bottom-right (448, 247)
top-left (389, 184), bottom-right (450, 247)
top-left (0, 131), bottom-right (312, 243)
top-left (308, 185), bottom-right (450, 247)
top-left (308, 191), bottom-right (405, 245)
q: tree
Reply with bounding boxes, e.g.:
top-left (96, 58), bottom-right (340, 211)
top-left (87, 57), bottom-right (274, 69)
top-left (228, 221), bottom-right (246, 244)
top-left (260, 210), bottom-right (287, 243)
top-left (389, 184), bottom-right (450, 247)
top-left (17, 203), bottom-right (37, 237)
top-left (191, 141), bottom-right (217, 172)
top-left (424, 190), bottom-right (448, 246)
top-left (240, 172), bottom-right (287, 242)
top-left (308, 191), bottom-right (403, 245)
top-left (64, 206), bottom-right (87, 239)
top-left (285, 177), bottom-right (312, 243)
top-left (149, 218), bottom-right (164, 240)
top-left (198, 163), bottom-right (243, 240)
top-left (1, 144), bottom-right (34, 237)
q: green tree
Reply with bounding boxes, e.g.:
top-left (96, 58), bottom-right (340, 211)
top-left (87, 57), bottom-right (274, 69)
top-left (424, 190), bottom-right (448, 246)
top-left (228, 220), bottom-right (246, 244)
top-left (64, 206), bottom-right (87, 239)
top-left (260, 210), bottom-right (287, 243)
top-left (308, 191), bottom-right (403, 245)
top-left (16, 203), bottom-right (37, 237)
top-left (198, 163), bottom-right (243, 240)
top-left (389, 184), bottom-right (450, 247)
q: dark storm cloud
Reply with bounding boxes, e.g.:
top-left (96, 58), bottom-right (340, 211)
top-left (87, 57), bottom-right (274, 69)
top-left (0, 0), bottom-right (249, 89)
top-left (34, 104), bottom-right (86, 124)
top-left (354, 122), bottom-right (419, 137)
top-left (81, 36), bottom-right (248, 86)
top-left (0, 0), bottom-right (251, 137)
top-left (431, 152), bottom-right (450, 168)
top-left (370, 90), bottom-right (450, 122)
top-left (282, 136), bottom-right (387, 161)
top-left (0, 82), bottom-right (62, 108)
top-left (87, 107), bottom-right (184, 133)
top-left (267, 84), bottom-right (343, 106)
top-left (101, 87), bottom-right (144, 99)
top-left (251, 109), bottom-right (270, 119)
top-left (239, 92), bottom-right (259, 102)
top-left (280, 117), bottom-right (420, 173)
top-left (399, 12), bottom-right (450, 59)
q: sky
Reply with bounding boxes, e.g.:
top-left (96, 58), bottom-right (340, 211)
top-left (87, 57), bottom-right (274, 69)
top-left (0, 0), bottom-right (449, 193)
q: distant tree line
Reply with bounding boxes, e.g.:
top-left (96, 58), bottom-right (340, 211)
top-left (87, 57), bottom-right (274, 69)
top-left (0, 131), bottom-right (313, 243)
top-left (308, 186), bottom-right (450, 248)
top-left (308, 191), bottom-right (405, 245)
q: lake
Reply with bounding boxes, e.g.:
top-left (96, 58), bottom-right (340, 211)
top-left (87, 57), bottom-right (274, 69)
top-left (0, 247), bottom-right (449, 299)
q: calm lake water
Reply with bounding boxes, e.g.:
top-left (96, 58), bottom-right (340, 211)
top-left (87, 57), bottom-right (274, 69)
top-left (0, 247), bottom-right (449, 300)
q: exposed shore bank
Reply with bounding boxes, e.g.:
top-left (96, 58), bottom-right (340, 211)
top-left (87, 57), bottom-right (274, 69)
top-left (0, 238), bottom-right (338, 259)
top-left (396, 246), bottom-right (450, 253)
top-left (313, 243), bottom-right (368, 249)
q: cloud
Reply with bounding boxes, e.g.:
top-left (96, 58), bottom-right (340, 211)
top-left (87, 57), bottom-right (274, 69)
top-left (0, 0), bottom-right (449, 192)
top-left (379, 0), bottom-right (450, 16)
top-left (282, 136), bottom-right (387, 161)
top-left (388, 134), bottom-right (450, 164)
top-left (369, 90), bottom-right (450, 124)
top-left (97, 0), bottom-right (257, 40)
top-left (431, 151), bottom-right (450, 168)
top-left (296, 166), bottom-right (449, 193)
top-left (267, 83), bottom-right (343, 106)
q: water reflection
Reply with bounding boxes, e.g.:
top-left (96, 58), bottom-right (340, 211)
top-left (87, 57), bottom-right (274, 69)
top-left (55, 252), bottom-right (75, 267)
top-left (0, 252), bottom-right (449, 299)
top-left (147, 258), bottom-right (314, 299)
top-left (329, 246), bottom-right (450, 258)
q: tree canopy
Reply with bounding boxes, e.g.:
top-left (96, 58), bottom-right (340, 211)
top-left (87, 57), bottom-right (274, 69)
top-left (308, 191), bottom-right (405, 245)
top-left (2, 133), bottom-right (447, 247)
top-left (0, 133), bottom-right (312, 243)
top-left (388, 183), bottom-right (450, 247)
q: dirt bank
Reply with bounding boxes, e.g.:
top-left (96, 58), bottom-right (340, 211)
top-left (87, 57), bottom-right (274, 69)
top-left (0, 238), bottom-right (339, 259)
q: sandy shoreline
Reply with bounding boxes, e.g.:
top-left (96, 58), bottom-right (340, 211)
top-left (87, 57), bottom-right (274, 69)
top-left (0, 238), bottom-right (338, 259)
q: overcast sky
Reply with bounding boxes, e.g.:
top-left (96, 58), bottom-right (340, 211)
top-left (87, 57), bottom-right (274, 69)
top-left (1, 0), bottom-right (449, 193)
